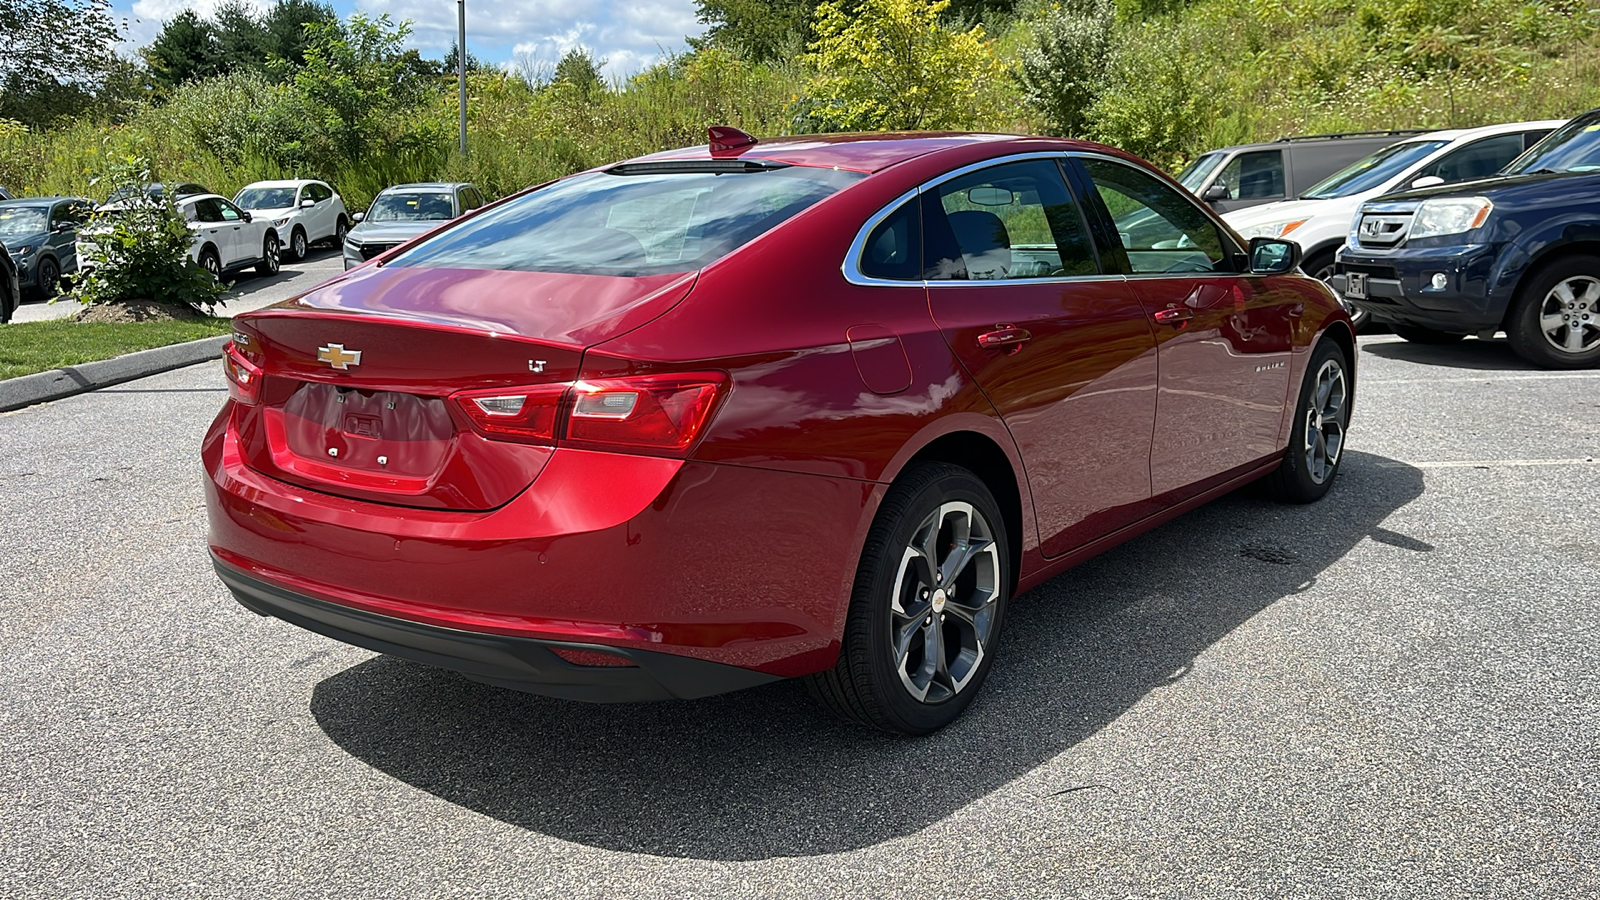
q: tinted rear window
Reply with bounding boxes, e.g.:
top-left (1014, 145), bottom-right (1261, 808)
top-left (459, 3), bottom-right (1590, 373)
top-left (389, 166), bottom-right (864, 276)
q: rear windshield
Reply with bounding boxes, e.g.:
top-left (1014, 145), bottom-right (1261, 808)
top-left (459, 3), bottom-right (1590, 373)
top-left (1300, 140), bottom-right (1448, 199)
top-left (389, 165), bottom-right (865, 277)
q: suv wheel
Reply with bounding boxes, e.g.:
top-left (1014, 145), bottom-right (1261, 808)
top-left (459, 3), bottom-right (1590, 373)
top-left (256, 234), bottom-right (280, 276)
top-left (200, 248), bottom-right (222, 281)
top-left (1506, 255), bottom-right (1600, 369)
top-left (37, 256), bottom-right (60, 299)
top-left (291, 227), bottom-right (308, 261)
top-left (806, 463), bottom-right (1011, 735)
top-left (1392, 323), bottom-right (1467, 345)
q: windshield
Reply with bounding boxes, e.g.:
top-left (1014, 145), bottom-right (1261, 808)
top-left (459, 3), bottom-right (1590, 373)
top-left (0, 207), bottom-right (48, 235)
top-left (1176, 153), bottom-right (1224, 193)
top-left (1300, 140), bottom-right (1449, 199)
top-left (235, 187), bottom-right (297, 210)
top-left (1503, 114), bottom-right (1600, 175)
top-left (390, 165), bottom-right (865, 277)
top-left (368, 191), bottom-right (456, 222)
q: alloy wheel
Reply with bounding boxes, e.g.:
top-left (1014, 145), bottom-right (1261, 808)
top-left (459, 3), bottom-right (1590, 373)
top-left (293, 230), bottom-right (307, 260)
top-left (1538, 275), bottom-right (1600, 355)
top-left (203, 253), bottom-right (221, 279)
top-left (1302, 358), bottom-right (1348, 484)
top-left (888, 501), bottom-right (1001, 703)
top-left (39, 257), bottom-right (59, 298)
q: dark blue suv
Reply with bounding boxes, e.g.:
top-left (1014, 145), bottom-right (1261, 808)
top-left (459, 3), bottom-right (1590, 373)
top-left (1334, 108), bottom-right (1600, 368)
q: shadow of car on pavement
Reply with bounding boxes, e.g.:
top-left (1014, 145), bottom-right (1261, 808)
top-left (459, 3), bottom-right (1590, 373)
top-left (1359, 337), bottom-right (1538, 371)
top-left (310, 450), bottom-right (1425, 861)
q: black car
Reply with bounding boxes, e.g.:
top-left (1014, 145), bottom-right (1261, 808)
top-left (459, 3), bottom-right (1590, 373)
top-left (0, 243), bottom-right (18, 324)
top-left (1334, 108), bottom-right (1600, 368)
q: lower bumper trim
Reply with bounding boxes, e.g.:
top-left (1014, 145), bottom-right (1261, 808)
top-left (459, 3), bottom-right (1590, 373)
top-left (214, 557), bottom-right (783, 703)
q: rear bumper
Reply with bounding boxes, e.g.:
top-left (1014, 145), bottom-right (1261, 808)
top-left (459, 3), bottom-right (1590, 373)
top-left (1332, 243), bottom-right (1508, 332)
top-left (217, 558), bottom-right (782, 701)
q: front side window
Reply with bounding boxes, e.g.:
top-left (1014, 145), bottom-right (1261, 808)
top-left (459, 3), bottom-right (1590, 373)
top-left (391, 166), bottom-right (862, 277)
top-left (922, 159), bottom-right (1097, 281)
top-left (1079, 157), bottom-right (1227, 275)
top-left (191, 199), bottom-right (224, 223)
top-left (1177, 152), bottom-right (1225, 193)
top-left (218, 202), bottom-right (242, 222)
top-left (1215, 149), bottom-right (1285, 200)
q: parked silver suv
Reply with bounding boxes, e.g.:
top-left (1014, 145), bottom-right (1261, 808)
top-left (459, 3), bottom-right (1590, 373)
top-left (342, 182), bottom-right (484, 270)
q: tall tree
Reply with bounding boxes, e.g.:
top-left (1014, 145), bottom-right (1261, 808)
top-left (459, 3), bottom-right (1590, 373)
top-left (693, 0), bottom-right (815, 62)
top-left (0, 0), bottom-right (122, 125)
top-left (262, 0), bottom-right (340, 69)
top-left (145, 9), bottom-right (222, 90)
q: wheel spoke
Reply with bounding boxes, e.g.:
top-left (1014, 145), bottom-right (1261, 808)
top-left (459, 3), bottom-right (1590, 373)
top-left (1541, 312), bottom-right (1566, 335)
top-left (1553, 281), bottom-right (1578, 304)
top-left (1565, 325), bottom-right (1585, 352)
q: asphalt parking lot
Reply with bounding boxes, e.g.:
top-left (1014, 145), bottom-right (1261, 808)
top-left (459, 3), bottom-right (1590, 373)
top-left (9, 247), bottom-right (344, 323)
top-left (1, 334), bottom-right (1596, 897)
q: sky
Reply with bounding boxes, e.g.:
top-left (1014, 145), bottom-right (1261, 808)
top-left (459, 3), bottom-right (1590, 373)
top-left (113, 0), bottom-right (707, 81)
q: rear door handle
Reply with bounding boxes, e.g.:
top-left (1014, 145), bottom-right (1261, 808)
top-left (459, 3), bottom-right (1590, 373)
top-left (977, 326), bottom-right (1032, 351)
top-left (1153, 307), bottom-right (1194, 324)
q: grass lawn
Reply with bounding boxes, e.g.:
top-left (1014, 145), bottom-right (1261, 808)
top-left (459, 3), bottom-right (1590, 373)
top-left (0, 317), bottom-right (233, 380)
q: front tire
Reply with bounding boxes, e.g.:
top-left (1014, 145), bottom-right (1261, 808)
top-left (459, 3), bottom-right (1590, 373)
top-left (199, 248), bottom-right (222, 281)
top-left (334, 216), bottom-right (349, 247)
top-left (806, 463), bottom-right (1011, 735)
top-left (36, 255), bottom-right (60, 300)
top-left (1392, 323), bottom-right (1467, 344)
top-left (256, 234), bottom-right (280, 276)
top-left (1264, 339), bottom-right (1351, 504)
top-left (1505, 255), bottom-right (1600, 369)
top-left (290, 227), bottom-right (308, 261)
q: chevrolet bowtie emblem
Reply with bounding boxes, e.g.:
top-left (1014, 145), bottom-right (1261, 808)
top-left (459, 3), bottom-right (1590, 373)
top-left (317, 343), bottom-right (362, 370)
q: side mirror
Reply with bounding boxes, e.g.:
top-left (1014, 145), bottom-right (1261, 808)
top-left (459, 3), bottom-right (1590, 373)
top-left (1202, 183), bottom-right (1231, 202)
top-left (241, 211), bottom-right (252, 223)
top-left (1248, 237), bottom-right (1301, 275)
top-left (352, 211), bottom-right (365, 223)
top-left (1410, 175), bottom-right (1445, 189)
top-left (301, 199), bottom-right (316, 209)
top-left (54, 221), bottom-right (74, 234)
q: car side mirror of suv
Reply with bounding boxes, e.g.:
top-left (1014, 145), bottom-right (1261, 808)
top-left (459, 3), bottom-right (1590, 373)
top-left (301, 199), bottom-right (316, 209)
top-left (1202, 183), bottom-right (1231, 202)
top-left (1248, 237), bottom-right (1301, 275)
top-left (352, 211), bottom-right (365, 223)
top-left (54, 222), bottom-right (74, 234)
top-left (1409, 175), bottom-right (1445, 189)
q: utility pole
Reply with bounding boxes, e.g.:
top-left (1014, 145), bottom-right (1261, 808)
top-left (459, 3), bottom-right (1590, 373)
top-left (457, 0), bottom-right (468, 159)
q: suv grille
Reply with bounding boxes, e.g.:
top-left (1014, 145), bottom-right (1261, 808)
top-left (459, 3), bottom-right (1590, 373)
top-left (1355, 212), bottom-right (1412, 249)
top-left (358, 242), bottom-right (398, 261)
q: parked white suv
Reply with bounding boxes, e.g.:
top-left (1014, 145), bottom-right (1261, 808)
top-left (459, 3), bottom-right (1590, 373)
top-left (233, 179), bottom-right (349, 261)
top-left (1223, 120), bottom-right (1563, 326)
top-left (85, 193), bottom-right (280, 280)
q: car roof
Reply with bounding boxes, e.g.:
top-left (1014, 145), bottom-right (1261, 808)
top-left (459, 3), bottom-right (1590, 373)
top-left (240, 179), bottom-right (325, 189)
top-left (0, 196), bottom-right (90, 207)
top-left (381, 182), bottom-right (473, 192)
top-left (623, 132), bottom-right (1033, 174)
top-left (1198, 131), bottom-right (1431, 155)
top-left (1396, 119), bottom-right (1568, 145)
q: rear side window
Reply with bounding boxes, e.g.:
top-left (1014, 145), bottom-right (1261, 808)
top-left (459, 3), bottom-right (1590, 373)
top-left (392, 166), bottom-right (864, 276)
top-left (1215, 149), bottom-right (1284, 200)
top-left (860, 199), bottom-right (921, 281)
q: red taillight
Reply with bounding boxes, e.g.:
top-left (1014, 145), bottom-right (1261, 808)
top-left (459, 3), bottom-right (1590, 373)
top-left (450, 384), bottom-right (567, 445)
top-left (565, 374), bottom-right (726, 457)
top-left (222, 341), bottom-right (261, 405)
top-left (448, 373), bottom-right (727, 457)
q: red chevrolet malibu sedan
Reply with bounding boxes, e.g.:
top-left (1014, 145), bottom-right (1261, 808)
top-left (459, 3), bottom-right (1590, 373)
top-left (205, 131), bottom-right (1354, 734)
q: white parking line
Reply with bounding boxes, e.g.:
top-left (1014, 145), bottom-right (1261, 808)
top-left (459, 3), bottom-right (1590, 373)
top-left (1376, 457), bottom-right (1598, 469)
top-left (1364, 372), bottom-right (1600, 385)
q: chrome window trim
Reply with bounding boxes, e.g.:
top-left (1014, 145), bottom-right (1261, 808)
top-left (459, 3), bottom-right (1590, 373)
top-left (842, 151), bottom-right (1121, 288)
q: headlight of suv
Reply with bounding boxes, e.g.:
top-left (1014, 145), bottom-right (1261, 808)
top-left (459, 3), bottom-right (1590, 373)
top-left (272, 216), bottom-right (291, 228)
top-left (1409, 197), bottom-right (1492, 240)
top-left (1239, 219), bottom-right (1308, 240)
top-left (11, 244), bottom-right (34, 258)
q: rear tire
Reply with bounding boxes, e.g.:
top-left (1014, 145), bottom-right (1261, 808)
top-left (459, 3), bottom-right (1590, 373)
top-left (1392, 323), bottom-right (1467, 344)
top-left (1505, 255), bottom-right (1600, 369)
top-left (806, 463), bottom-right (1011, 735)
top-left (1264, 339), bottom-right (1350, 504)
top-left (256, 234), bottom-right (280, 276)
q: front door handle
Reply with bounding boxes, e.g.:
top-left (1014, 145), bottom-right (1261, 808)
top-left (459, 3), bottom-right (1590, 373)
top-left (1153, 306), bottom-right (1194, 324)
top-left (977, 326), bottom-right (1032, 352)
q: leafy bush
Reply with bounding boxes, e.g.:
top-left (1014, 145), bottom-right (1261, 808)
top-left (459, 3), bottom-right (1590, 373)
top-left (801, 0), bottom-right (1008, 131)
top-left (1017, 0), bottom-right (1117, 136)
top-left (70, 155), bottom-right (224, 313)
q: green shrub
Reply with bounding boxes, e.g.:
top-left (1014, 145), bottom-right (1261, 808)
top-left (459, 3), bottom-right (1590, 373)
top-left (1017, 0), bottom-right (1117, 136)
top-left (70, 155), bottom-right (225, 313)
